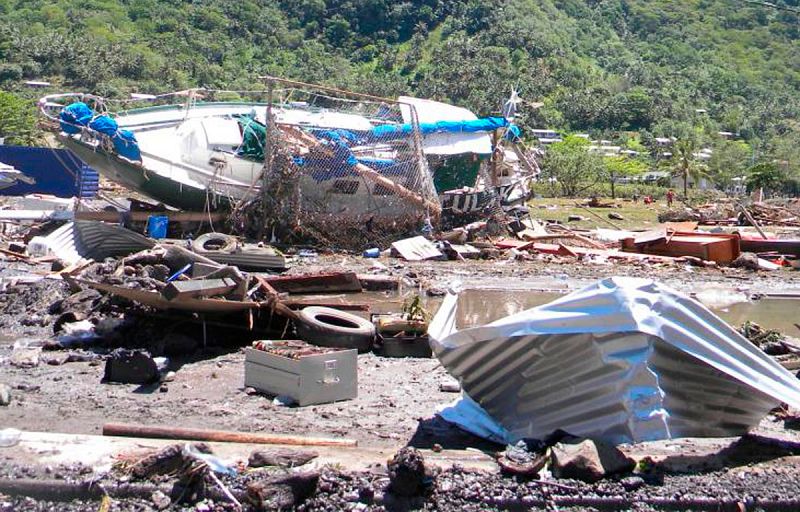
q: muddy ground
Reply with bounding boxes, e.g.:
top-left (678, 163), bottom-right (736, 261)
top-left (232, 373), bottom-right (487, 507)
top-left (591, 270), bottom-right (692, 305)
top-left (3, 255), bottom-right (799, 444)
top-left (4, 254), bottom-right (800, 510)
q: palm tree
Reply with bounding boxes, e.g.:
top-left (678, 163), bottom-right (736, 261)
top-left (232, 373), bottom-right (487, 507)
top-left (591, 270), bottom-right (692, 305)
top-left (669, 139), bottom-right (708, 198)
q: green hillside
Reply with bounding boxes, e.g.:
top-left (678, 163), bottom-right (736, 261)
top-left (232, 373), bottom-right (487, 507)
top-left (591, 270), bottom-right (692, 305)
top-left (1, 0), bottom-right (799, 176)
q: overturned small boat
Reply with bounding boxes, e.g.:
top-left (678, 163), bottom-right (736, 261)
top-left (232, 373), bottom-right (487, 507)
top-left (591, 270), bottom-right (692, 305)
top-left (429, 277), bottom-right (800, 445)
top-left (39, 77), bottom-right (536, 244)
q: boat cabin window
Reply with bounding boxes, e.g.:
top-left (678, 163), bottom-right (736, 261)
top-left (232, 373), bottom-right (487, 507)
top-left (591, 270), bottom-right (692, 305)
top-left (331, 180), bottom-right (359, 195)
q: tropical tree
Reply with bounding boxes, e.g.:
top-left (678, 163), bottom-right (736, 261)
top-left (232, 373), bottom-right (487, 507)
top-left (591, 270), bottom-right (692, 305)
top-left (707, 139), bottom-right (751, 190)
top-left (746, 162), bottom-right (784, 196)
top-left (668, 139), bottom-right (707, 198)
top-left (604, 155), bottom-right (648, 199)
top-left (0, 91), bottom-right (39, 145)
top-left (541, 135), bottom-right (606, 197)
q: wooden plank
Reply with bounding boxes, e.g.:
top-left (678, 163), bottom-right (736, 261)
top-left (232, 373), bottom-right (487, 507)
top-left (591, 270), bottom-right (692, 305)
top-left (103, 422), bottom-right (357, 447)
top-left (75, 210), bottom-right (226, 223)
top-left (161, 278), bottom-right (237, 301)
top-left (0, 247), bottom-right (30, 261)
top-left (391, 236), bottom-right (442, 261)
top-left (78, 279), bottom-right (260, 313)
top-left (264, 272), bottom-right (362, 294)
top-left (357, 274), bottom-right (399, 291)
top-left (494, 238), bottom-right (535, 250)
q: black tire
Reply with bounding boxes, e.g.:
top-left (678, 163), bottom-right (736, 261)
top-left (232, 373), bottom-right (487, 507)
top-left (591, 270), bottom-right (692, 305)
top-left (295, 306), bottom-right (375, 353)
top-left (192, 232), bottom-right (237, 253)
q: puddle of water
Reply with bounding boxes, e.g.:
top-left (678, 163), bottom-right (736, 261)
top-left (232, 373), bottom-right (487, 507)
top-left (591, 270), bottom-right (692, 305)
top-left (717, 299), bottom-right (800, 337)
top-left (335, 288), bottom-right (800, 334)
top-left (451, 290), bottom-right (800, 334)
top-left (442, 290), bottom-right (800, 334)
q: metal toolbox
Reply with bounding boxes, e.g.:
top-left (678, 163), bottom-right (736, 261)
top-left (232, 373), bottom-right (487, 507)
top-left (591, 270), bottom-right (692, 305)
top-left (244, 341), bottom-right (357, 406)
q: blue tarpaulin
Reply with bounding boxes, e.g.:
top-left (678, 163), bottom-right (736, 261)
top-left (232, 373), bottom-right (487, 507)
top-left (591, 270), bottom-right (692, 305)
top-left (59, 102), bottom-right (93, 135)
top-left (0, 145), bottom-right (99, 198)
top-left (59, 102), bottom-right (141, 161)
top-left (369, 117), bottom-right (515, 141)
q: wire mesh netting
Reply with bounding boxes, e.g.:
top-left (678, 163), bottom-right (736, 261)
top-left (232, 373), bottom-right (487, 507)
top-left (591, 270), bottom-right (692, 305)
top-left (228, 83), bottom-right (442, 250)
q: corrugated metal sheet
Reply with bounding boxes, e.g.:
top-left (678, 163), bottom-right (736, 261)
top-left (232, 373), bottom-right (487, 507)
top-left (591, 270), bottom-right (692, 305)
top-left (196, 249), bottom-right (287, 272)
top-left (28, 221), bottom-right (155, 265)
top-left (429, 277), bottom-right (800, 445)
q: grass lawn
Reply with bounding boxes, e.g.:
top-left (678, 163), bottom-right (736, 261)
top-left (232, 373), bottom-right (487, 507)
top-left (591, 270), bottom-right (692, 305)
top-left (527, 197), bottom-right (674, 231)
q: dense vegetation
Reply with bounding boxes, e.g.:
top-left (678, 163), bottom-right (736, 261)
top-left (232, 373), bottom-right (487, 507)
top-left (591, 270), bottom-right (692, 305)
top-left (1, 0), bottom-right (799, 191)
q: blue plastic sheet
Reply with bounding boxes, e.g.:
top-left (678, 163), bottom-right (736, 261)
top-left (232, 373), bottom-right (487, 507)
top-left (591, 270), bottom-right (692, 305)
top-left (369, 117), bottom-right (513, 141)
top-left (59, 103), bottom-right (93, 135)
top-left (59, 102), bottom-right (141, 161)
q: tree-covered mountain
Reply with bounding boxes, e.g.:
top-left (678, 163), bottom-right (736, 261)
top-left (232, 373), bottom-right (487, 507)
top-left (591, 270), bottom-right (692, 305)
top-left (1, 0), bottom-right (799, 175)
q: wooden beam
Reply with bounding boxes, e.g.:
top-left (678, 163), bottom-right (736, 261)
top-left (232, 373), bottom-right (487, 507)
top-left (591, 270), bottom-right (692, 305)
top-left (162, 278), bottom-right (237, 301)
top-left (264, 272), bottom-right (362, 294)
top-left (75, 210), bottom-right (226, 223)
top-left (103, 422), bottom-right (357, 447)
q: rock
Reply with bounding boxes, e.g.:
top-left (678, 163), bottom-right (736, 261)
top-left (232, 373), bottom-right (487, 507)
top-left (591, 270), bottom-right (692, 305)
top-left (439, 378), bottom-right (461, 393)
top-left (551, 437), bottom-right (634, 482)
top-left (608, 212), bottom-right (625, 221)
top-left (497, 440), bottom-right (547, 477)
top-left (431, 444), bottom-right (443, 453)
top-left (567, 215), bottom-right (586, 222)
top-left (248, 448), bottom-right (319, 468)
top-left (621, 475), bottom-right (645, 491)
top-left (43, 353), bottom-right (69, 366)
top-left (387, 447), bottom-right (427, 497)
top-left (65, 352), bottom-right (100, 363)
top-left (0, 384), bottom-right (11, 406)
top-left (479, 248), bottom-right (500, 260)
top-left (51, 289), bottom-right (102, 319)
top-left (50, 259), bottom-right (66, 272)
top-left (730, 252), bottom-right (759, 271)
top-left (144, 264), bottom-right (170, 282)
top-left (102, 349), bottom-right (159, 384)
top-left (246, 471), bottom-right (320, 510)
top-left (150, 490), bottom-right (171, 510)
top-left (244, 387), bottom-right (258, 396)
top-left (130, 443), bottom-right (211, 479)
top-left (53, 312), bottom-right (85, 334)
top-left (10, 347), bottom-right (41, 368)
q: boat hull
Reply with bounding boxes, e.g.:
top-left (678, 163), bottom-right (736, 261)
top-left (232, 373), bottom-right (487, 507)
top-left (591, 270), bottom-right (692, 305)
top-left (63, 137), bottom-right (227, 211)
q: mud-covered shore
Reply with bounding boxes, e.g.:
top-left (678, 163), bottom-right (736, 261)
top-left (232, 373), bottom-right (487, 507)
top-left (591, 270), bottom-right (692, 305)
top-left (3, 255), bottom-right (800, 510)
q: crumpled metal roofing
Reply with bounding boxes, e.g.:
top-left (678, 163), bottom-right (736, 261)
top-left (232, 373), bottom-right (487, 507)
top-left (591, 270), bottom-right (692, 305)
top-left (428, 277), bottom-right (800, 445)
top-left (28, 221), bottom-right (155, 265)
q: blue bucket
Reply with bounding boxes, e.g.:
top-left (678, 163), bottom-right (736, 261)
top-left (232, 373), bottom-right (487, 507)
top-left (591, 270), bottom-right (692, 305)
top-left (147, 215), bottom-right (168, 239)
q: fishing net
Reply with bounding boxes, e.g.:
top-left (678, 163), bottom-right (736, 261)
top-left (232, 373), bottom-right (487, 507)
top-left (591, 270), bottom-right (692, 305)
top-left (228, 83), bottom-right (441, 251)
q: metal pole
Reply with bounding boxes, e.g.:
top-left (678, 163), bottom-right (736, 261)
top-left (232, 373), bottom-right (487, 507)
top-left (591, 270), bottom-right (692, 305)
top-left (259, 75), bottom-right (394, 103)
top-left (261, 80), bottom-right (275, 236)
